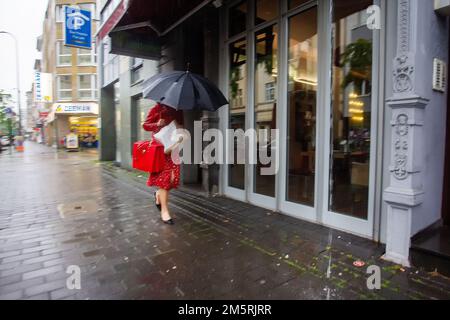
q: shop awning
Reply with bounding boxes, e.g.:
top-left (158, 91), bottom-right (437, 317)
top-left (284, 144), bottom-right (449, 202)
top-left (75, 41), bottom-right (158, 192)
top-left (107, 0), bottom-right (211, 59)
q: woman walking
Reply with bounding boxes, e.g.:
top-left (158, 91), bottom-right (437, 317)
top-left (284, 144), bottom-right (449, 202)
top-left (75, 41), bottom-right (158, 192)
top-left (143, 102), bottom-right (184, 225)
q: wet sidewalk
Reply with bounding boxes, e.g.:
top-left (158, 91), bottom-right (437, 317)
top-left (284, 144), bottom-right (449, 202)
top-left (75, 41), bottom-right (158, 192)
top-left (1, 142), bottom-right (450, 300)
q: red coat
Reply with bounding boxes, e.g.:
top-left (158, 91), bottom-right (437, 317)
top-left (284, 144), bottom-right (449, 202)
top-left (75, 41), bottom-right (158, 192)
top-left (143, 103), bottom-right (184, 191)
top-left (143, 103), bottom-right (184, 134)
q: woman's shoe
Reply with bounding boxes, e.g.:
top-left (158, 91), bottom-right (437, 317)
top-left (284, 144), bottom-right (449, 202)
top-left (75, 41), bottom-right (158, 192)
top-left (154, 191), bottom-right (161, 211)
top-left (162, 218), bottom-right (175, 225)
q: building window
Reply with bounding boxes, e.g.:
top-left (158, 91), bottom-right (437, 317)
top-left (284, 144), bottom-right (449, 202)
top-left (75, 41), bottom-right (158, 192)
top-left (57, 75), bottom-right (72, 101)
top-left (77, 43), bottom-right (96, 65)
top-left (289, 0), bottom-right (310, 10)
top-left (131, 58), bottom-right (144, 84)
top-left (78, 74), bottom-right (97, 101)
top-left (102, 37), bottom-right (119, 86)
top-left (57, 42), bottom-right (72, 66)
top-left (55, 5), bottom-right (65, 23)
top-left (255, 0), bottom-right (278, 25)
top-left (101, 0), bottom-right (121, 24)
top-left (78, 3), bottom-right (97, 20)
top-left (264, 82), bottom-right (276, 102)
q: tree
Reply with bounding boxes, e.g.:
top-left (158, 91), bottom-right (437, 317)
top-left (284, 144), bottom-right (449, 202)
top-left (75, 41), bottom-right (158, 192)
top-left (0, 90), bottom-right (16, 136)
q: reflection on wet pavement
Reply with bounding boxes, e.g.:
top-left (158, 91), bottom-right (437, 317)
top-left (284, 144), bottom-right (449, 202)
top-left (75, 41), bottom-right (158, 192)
top-left (1, 142), bottom-right (450, 300)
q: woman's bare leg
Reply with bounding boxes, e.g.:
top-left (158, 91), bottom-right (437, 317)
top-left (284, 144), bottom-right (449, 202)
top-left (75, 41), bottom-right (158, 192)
top-left (158, 189), bottom-right (172, 221)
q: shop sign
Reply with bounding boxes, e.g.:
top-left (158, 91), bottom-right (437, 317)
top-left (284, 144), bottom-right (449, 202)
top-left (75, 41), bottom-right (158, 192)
top-left (34, 72), bottom-right (53, 103)
top-left (54, 103), bottom-right (99, 115)
top-left (64, 6), bottom-right (92, 49)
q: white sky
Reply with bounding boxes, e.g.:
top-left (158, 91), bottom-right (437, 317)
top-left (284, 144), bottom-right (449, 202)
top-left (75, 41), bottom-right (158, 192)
top-left (0, 0), bottom-right (49, 113)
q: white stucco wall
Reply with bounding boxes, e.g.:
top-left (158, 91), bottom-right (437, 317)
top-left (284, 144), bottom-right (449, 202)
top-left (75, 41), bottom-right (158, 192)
top-left (410, 0), bottom-right (448, 235)
top-left (380, 0), bottom-right (449, 243)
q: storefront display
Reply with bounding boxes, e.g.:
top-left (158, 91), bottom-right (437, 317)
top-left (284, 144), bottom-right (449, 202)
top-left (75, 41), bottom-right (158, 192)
top-left (45, 103), bottom-right (99, 149)
top-left (69, 116), bottom-right (98, 148)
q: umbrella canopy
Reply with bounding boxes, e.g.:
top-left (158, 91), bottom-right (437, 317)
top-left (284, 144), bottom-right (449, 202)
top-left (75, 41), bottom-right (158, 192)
top-left (143, 71), bottom-right (229, 111)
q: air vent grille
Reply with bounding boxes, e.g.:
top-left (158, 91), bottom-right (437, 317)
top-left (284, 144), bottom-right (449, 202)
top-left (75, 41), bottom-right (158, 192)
top-left (433, 58), bottom-right (447, 93)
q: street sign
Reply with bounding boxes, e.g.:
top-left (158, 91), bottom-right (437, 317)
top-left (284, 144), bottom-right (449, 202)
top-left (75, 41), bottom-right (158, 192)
top-left (4, 107), bottom-right (13, 119)
top-left (64, 6), bottom-right (92, 49)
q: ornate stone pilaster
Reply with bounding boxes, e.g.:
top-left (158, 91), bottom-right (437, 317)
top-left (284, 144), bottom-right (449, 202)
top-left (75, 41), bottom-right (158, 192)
top-left (383, 0), bottom-right (429, 267)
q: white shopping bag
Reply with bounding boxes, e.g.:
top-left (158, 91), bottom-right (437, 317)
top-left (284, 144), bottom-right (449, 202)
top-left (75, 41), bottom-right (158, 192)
top-left (154, 120), bottom-right (184, 153)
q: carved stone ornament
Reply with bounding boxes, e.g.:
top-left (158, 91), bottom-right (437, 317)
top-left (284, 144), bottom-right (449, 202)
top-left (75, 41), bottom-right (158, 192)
top-left (393, 55), bottom-right (414, 93)
top-left (392, 114), bottom-right (410, 180)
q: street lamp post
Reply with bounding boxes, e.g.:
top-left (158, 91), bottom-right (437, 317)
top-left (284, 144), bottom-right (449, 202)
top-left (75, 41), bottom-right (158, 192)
top-left (0, 31), bottom-right (22, 136)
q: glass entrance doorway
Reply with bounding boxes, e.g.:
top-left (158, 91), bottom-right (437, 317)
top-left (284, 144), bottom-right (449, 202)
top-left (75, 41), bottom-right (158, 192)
top-left (222, 0), bottom-right (381, 238)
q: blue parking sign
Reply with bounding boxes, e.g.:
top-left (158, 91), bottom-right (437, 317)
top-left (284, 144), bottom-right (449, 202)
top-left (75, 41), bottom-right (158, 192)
top-left (64, 6), bottom-right (92, 49)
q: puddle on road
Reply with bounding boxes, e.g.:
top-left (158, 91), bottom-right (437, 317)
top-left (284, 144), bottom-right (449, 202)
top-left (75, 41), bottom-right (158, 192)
top-left (58, 200), bottom-right (99, 218)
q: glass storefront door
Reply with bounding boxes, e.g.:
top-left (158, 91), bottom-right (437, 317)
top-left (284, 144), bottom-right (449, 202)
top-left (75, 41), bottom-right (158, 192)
top-left (286, 6), bottom-right (318, 208)
top-left (253, 24), bottom-right (278, 198)
top-left (322, 0), bottom-right (378, 237)
top-left (222, 0), bottom-right (381, 238)
top-left (228, 38), bottom-right (247, 192)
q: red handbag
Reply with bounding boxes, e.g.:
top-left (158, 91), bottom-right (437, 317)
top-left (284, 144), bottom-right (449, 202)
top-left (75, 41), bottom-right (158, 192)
top-left (132, 140), bottom-right (165, 173)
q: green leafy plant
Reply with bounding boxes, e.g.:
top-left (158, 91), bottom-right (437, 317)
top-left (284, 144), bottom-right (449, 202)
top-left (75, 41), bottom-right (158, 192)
top-left (340, 39), bottom-right (372, 91)
top-left (229, 67), bottom-right (241, 99)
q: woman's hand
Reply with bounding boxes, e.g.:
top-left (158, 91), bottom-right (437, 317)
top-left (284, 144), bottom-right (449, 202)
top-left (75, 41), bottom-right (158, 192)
top-left (164, 136), bottom-right (184, 155)
top-left (157, 119), bottom-right (166, 127)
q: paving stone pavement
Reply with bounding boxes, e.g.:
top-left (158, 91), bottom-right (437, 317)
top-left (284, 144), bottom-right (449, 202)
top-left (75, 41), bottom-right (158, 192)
top-left (1, 142), bottom-right (450, 300)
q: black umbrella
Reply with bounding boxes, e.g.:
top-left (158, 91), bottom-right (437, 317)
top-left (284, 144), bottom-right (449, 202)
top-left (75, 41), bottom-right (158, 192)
top-left (142, 71), bottom-right (229, 111)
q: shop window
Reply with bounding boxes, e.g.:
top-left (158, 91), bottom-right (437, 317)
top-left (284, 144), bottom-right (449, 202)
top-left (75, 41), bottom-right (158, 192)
top-left (228, 38), bottom-right (247, 190)
top-left (57, 75), bottom-right (72, 101)
top-left (57, 41), bottom-right (72, 66)
top-left (69, 117), bottom-right (98, 148)
top-left (254, 24), bottom-right (278, 197)
top-left (329, 0), bottom-right (374, 220)
top-left (286, 6), bottom-right (318, 207)
top-left (77, 43), bottom-right (96, 65)
top-left (78, 74), bottom-right (97, 101)
top-left (255, 0), bottom-right (278, 25)
top-left (229, 1), bottom-right (247, 38)
top-left (289, 0), bottom-right (311, 10)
